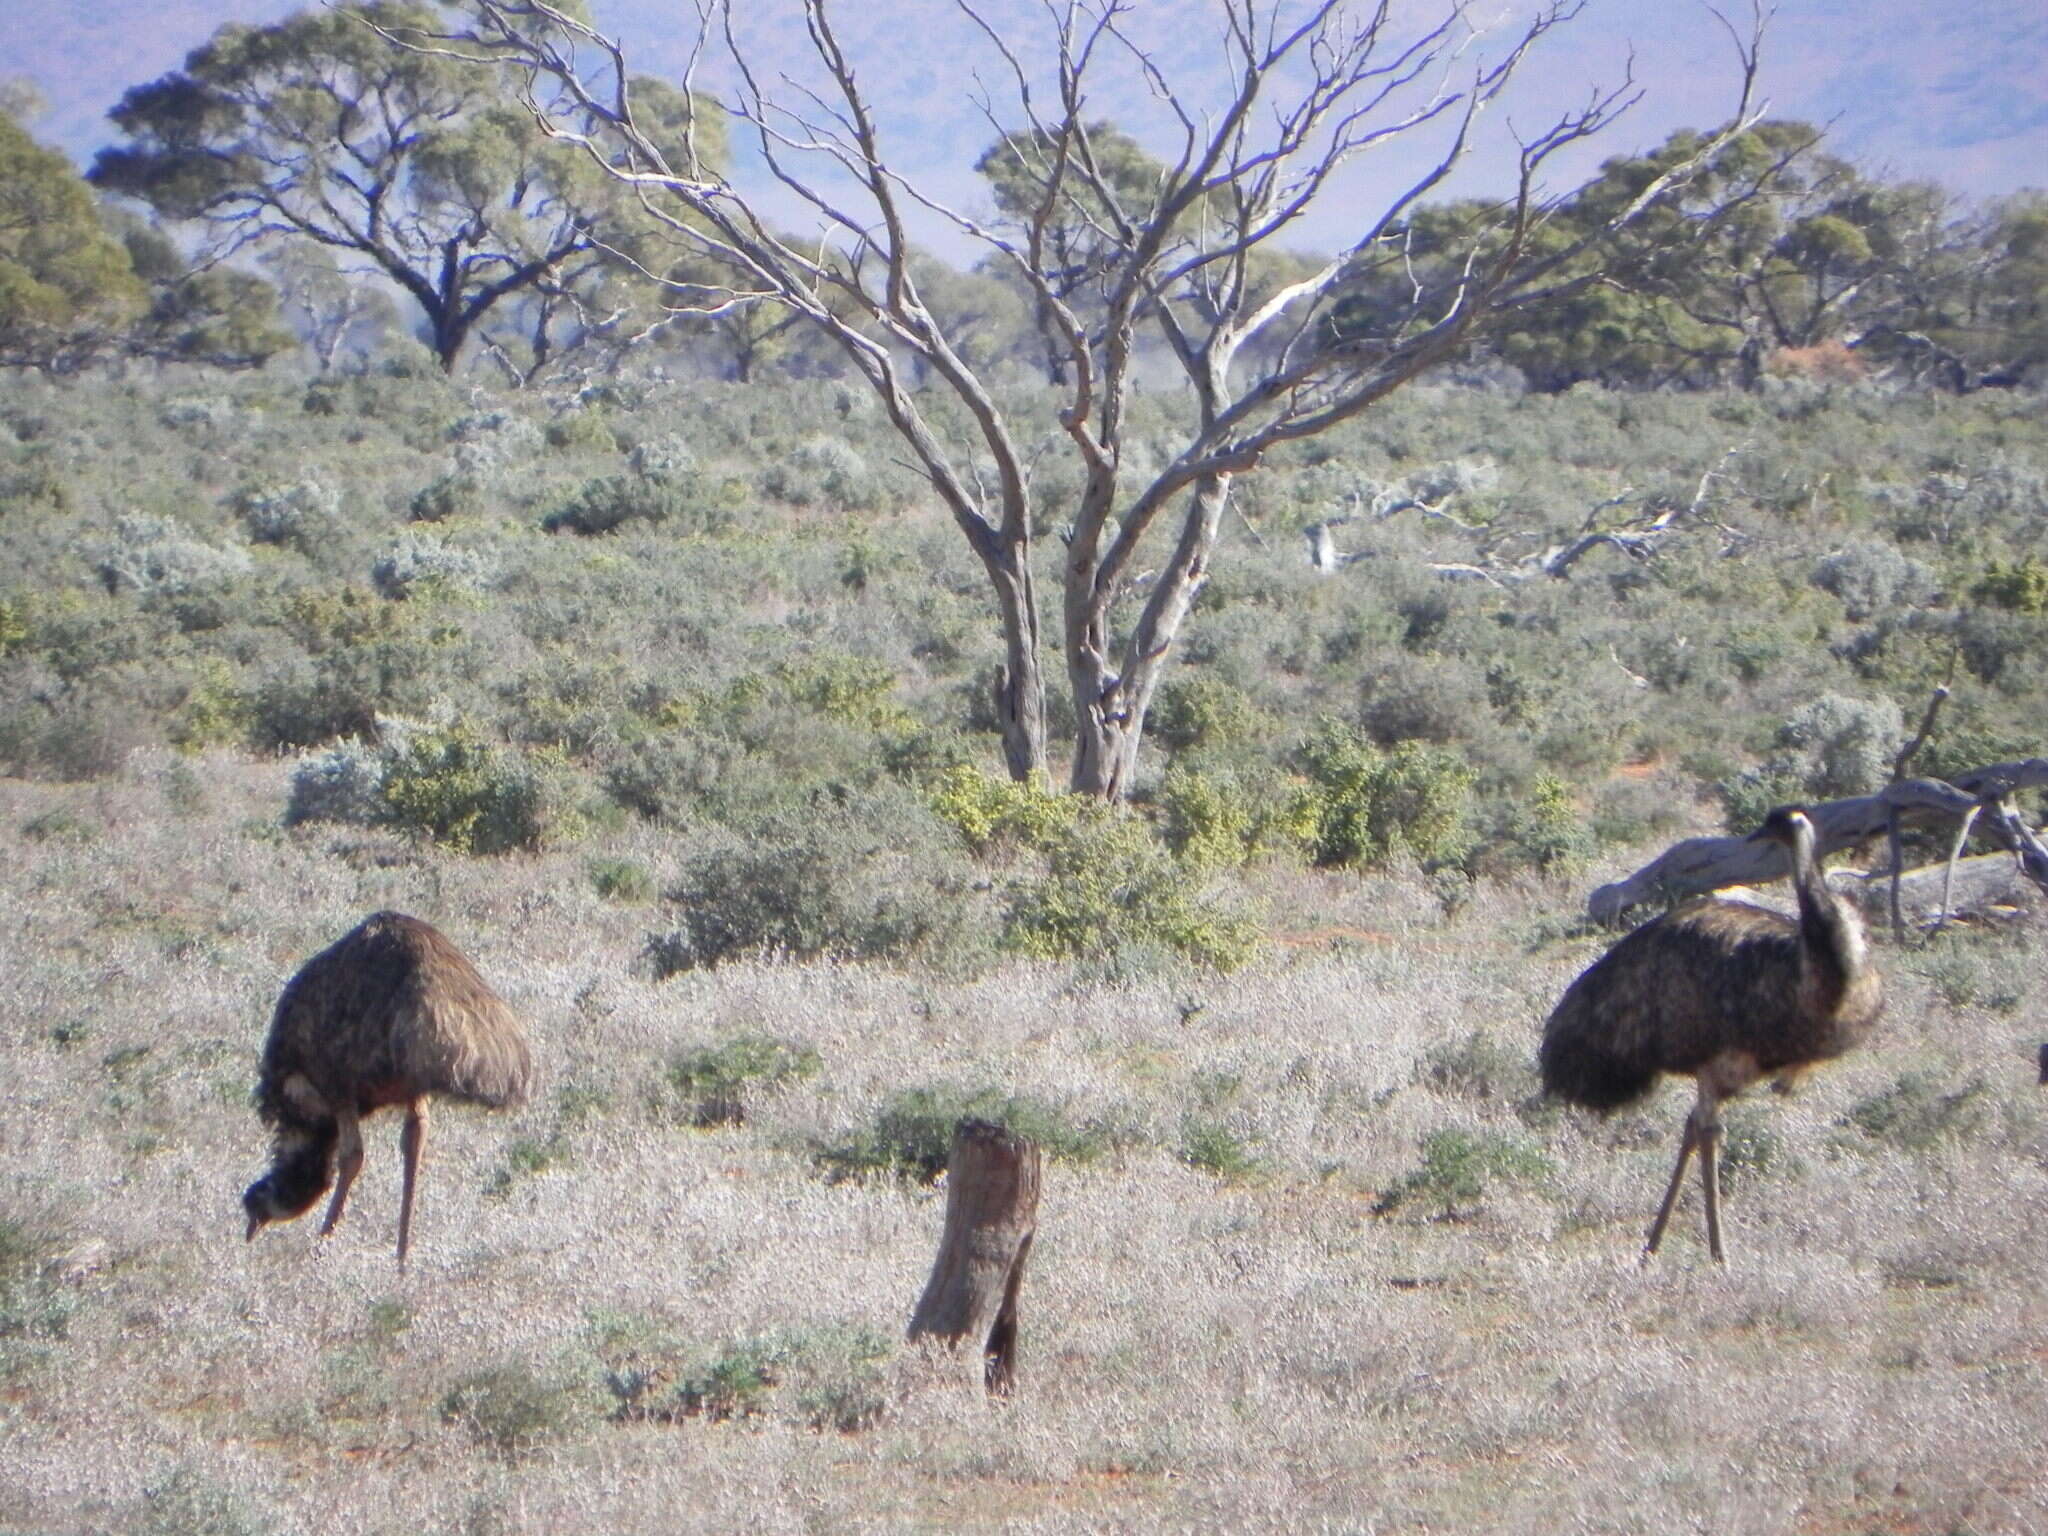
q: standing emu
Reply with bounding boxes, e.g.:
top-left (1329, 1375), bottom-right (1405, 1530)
top-left (1540, 806), bottom-right (1882, 1262)
top-left (242, 912), bottom-right (534, 1269)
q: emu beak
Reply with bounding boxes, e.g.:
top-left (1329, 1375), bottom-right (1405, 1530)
top-left (245, 1214), bottom-right (261, 1242)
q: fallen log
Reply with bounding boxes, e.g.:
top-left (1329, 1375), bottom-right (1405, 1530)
top-left (1587, 761), bottom-right (2048, 924)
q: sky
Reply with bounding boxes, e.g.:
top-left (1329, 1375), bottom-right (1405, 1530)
top-left (8, 0), bottom-right (2045, 256)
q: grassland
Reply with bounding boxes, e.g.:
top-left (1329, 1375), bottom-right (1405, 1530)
top-left (0, 360), bottom-right (2045, 1532)
top-left (0, 749), bottom-right (2044, 1534)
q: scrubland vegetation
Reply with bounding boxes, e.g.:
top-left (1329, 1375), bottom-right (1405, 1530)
top-left (0, 359), bottom-right (2045, 1533)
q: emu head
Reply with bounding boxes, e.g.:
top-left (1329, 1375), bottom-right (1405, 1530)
top-left (1749, 804), bottom-right (1816, 849)
top-left (242, 1135), bottom-right (333, 1240)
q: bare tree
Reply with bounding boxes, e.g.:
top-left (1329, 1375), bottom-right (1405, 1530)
top-left (407, 0), bottom-right (1765, 797)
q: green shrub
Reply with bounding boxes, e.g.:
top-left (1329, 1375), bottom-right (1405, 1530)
top-left (761, 435), bottom-right (879, 510)
top-left (773, 652), bottom-right (911, 731)
top-left (1970, 555), bottom-right (2048, 615)
top-left (544, 409), bottom-right (618, 453)
top-left (0, 1213), bottom-right (76, 1344)
top-left (130, 1467), bottom-right (266, 1536)
top-left (1716, 1110), bottom-right (1794, 1188)
top-left (650, 1034), bottom-right (822, 1127)
top-left (588, 857), bottom-right (655, 903)
top-left (1371, 1129), bottom-right (1552, 1218)
top-left (815, 1085), bottom-right (1120, 1183)
top-left (648, 794), bottom-right (994, 975)
top-left (1156, 765), bottom-right (1256, 872)
top-left (169, 659), bottom-right (255, 752)
top-left (1416, 1030), bottom-right (1539, 1104)
top-left (1718, 768), bottom-right (1809, 837)
top-left (483, 1127), bottom-right (571, 1198)
top-left (926, 763), bottom-right (1078, 855)
top-left (603, 1322), bottom-right (890, 1431)
top-left (1001, 814), bottom-right (1262, 973)
top-left (1487, 772), bottom-right (1594, 875)
top-left (1149, 674), bottom-right (1264, 753)
top-left (1178, 1117), bottom-right (1267, 1181)
top-left (1294, 717), bottom-right (1474, 870)
top-left (379, 727), bottom-right (578, 854)
top-left (408, 470), bottom-right (484, 523)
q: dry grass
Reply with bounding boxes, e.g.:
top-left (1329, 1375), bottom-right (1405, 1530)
top-left (2, 752), bottom-right (2045, 1534)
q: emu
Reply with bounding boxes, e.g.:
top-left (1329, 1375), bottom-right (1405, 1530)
top-left (242, 912), bottom-right (534, 1269)
top-left (1540, 806), bottom-right (1882, 1262)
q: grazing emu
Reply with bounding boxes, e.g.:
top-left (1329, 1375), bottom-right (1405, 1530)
top-left (1540, 806), bottom-right (1882, 1262)
top-left (242, 912), bottom-right (533, 1269)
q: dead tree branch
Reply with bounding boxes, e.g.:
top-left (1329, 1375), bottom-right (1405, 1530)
top-left (1587, 760), bottom-right (2048, 924)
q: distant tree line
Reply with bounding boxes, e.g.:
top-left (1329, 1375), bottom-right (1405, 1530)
top-left (0, 3), bottom-right (2038, 392)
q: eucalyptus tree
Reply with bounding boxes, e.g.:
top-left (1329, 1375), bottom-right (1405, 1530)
top-left (410, 0), bottom-right (1764, 797)
top-left (0, 105), bottom-right (147, 371)
top-left (89, 1), bottom-right (722, 376)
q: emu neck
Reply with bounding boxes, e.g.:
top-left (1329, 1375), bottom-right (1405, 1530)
top-left (1788, 821), bottom-right (1864, 984)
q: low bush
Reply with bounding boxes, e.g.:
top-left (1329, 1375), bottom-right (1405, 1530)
top-left (370, 534), bottom-right (493, 599)
top-left (378, 727), bottom-right (579, 854)
top-left (440, 1360), bottom-right (591, 1458)
top-left (1294, 717), bottom-right (1474, 870)
top-left (648, 1034), bottom-right (822, 1128)
top-left (542, 474), bottom-right (714, 536)
top-left (1841, 1072), bottom-right (1989, 1152)
top-left (814, 1084), bottom-right (1121, 1183)
top-left (93, 514), bottom-right (251, 598)
top-left (648, 793), bottom-right (994, 975)
top-left (1371, 1129), bottom-right (1552, 1219)
top-left (235, 479), bottom-right (341, 549)
top-left (1000, 813), bottom-right (1263, 974)
top-left (1178, 1117), bottom-right (1267, 1181)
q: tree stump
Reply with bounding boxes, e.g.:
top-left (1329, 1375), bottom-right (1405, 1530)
top-left (907, 1118), bottom-right (1041, 1396)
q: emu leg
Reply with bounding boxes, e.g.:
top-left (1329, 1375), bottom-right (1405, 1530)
top-left (1699, 1117), bottom-right (1726, 1263)
top-left (1642, 1117), bottom-right (1699, 1258)
top-left (319, 1107), bottom-right (365, 1238)
top-left (397, 1098), bottom-right (428, 1272)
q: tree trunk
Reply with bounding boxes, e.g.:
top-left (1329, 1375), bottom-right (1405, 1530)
top-left (1068, 474), bottom-right (1232, 801)
top-left (907, 1118), bottom-right (1041, 1396)
top-left (989, 550), bottom-right (1047, 785)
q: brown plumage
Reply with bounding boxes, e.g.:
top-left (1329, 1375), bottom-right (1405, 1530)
top-left (1540, 806), bottom-right (1882, 1262)
top-left (242, 912), bottom-right (533, 1269)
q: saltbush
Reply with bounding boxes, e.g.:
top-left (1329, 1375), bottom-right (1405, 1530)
top-left (93, 514), bottom-right (251, 598)
top-left (440, 1361), bottom-right (590, 1458)
top-left (235, 479), bottom-right (341, 549)
top-left (284, 739), bottom-right (389, 827)
top-left (648, 793), bottom-right (992, 974)
top-left (541, 474), bottom-right (712, 536)
top-left (370, 533), bottom-right (492, 598)
top-left (1811, 539), bottom-right (1937, 621)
